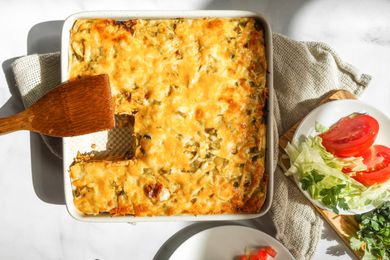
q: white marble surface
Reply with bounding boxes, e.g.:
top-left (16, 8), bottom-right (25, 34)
top-left (0, 0), bottom-right (389, 259)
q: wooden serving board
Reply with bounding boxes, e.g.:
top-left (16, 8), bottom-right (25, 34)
top-left (278, 89), bottom-right (362, 259)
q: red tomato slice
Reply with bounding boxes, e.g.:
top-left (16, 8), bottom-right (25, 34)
top-left (249, 254), bottom-right (260, 260)
top-left (352, 145), bottom-right (390, 186)
top-left (319, 114), bottom-right (379, 157)
top-left (264, 246), bottom-right (277, 257)
top-left (257, 249), bottom-right (268, 260)
top-left (239, 255), bottom-right (248, 260)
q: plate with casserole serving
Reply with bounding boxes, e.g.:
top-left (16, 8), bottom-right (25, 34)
top-left (61, 10), bottom-right (274, 222)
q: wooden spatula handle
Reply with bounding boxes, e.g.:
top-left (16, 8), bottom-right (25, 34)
top-left (0, 110), bottom-right (33, 135)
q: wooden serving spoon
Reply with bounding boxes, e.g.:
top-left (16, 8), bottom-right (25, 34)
top-left (0, 74), bottom-right (115, 137)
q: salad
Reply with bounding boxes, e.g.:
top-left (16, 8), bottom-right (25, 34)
top-left (285, 113), bottom-right (390, 213)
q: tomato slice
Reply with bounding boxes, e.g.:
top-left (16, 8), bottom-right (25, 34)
top-left (319, 114), bottom-right (379, 157)
top-left (264, 246), bottom-right (277, 257)
top-left (256, 249), bottom-right (268, 260)
top-left (352, 145), bottom-right (390, 186)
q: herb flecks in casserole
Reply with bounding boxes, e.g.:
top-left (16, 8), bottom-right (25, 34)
top-left (68, 18), bottom-right (268, 216)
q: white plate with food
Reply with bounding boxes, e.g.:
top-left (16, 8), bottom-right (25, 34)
top-left (285, 99), bottom-right (390, 215)
top-left (170, 225), bottom-right (295, 260)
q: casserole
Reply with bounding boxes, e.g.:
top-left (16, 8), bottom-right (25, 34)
top-left (61, 10), bottom-right (274, 222)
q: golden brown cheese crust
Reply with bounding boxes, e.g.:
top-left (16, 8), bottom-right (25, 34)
top-left (68, 18), bottom-right (268, 216)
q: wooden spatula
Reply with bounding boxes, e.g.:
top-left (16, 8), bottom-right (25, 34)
top-left (0, 74), bottom-right (115, 137)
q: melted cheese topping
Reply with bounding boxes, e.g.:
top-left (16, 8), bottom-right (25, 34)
top-left (69, 18), bottom-right (268, 216)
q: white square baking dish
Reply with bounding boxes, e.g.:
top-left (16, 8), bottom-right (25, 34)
top-left (61, 10), bottom-right (274, 222)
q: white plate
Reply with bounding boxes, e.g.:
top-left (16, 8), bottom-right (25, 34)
top-left (170, 225), bottom-right (295, 260)
top-left (292, 99), bottom-right (390, 215)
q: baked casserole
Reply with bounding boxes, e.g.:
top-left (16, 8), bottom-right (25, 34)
top-left (68, 18), bottom-right (268, 216)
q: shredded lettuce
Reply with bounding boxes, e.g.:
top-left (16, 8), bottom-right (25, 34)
top-left (285, 136), bottom-right (390, 213)
top-left (315, 121), bottom-right (328, 133)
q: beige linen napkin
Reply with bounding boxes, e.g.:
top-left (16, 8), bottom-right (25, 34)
top-left (11, 53), bottom-right (62, 158)
top-left (270, 34), bottom-right (370, 260)
top-left (10, 33), bottom-right (371, 260)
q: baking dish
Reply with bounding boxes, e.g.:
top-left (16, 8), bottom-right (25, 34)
top-left (61, 10), bottom-right (274, 222)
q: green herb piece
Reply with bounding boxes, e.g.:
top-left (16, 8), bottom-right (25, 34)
top-left (319, 184), bottom-right (349, 214)
top-left (350, 236), bottom-right (363, 251)
top-left (300, 170), bottom-right (325, 191)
